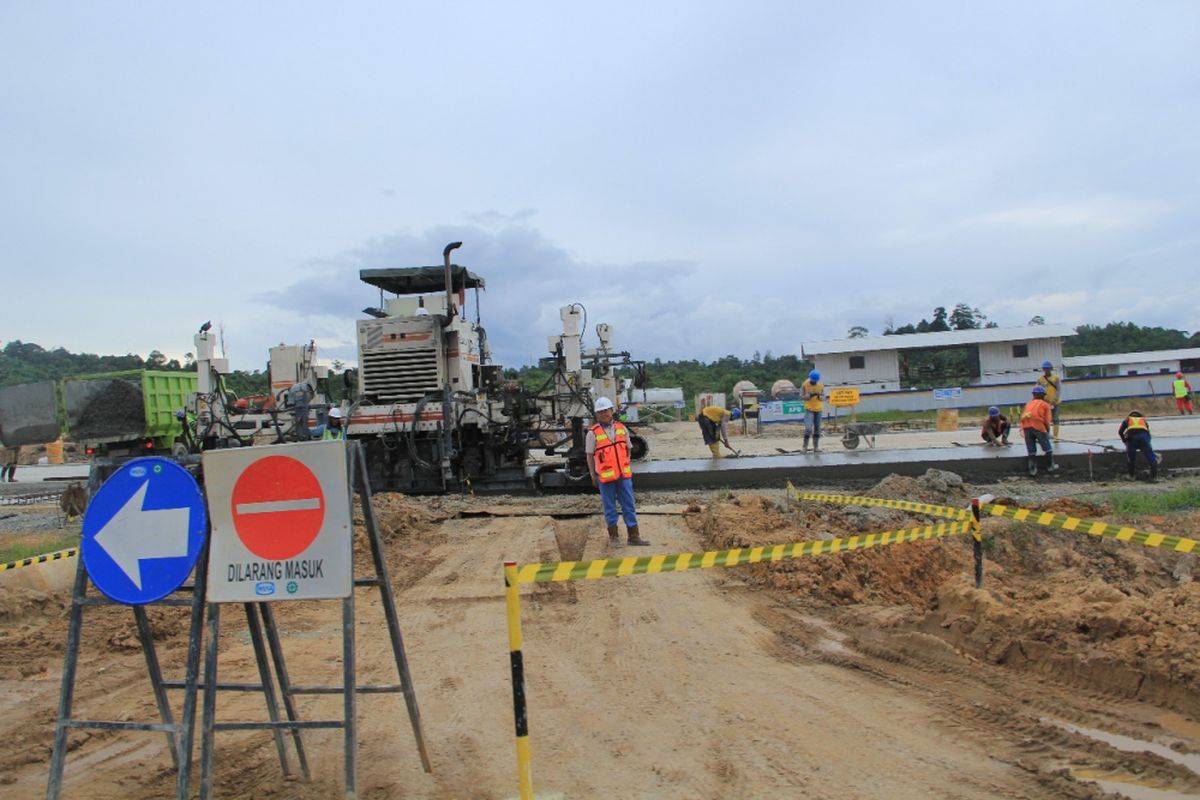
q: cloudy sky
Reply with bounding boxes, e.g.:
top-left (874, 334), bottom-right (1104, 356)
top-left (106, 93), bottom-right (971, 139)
top-left (2, 3), bottom-right (1198, 371)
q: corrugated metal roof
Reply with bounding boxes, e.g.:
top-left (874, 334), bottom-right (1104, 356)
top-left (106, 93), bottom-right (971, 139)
top-left (1062, 347), bottom-right (1200, 368)
top-left (802, 324), bottom-right (1075, 356)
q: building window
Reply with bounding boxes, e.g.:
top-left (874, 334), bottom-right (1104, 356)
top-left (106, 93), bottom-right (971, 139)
top-left (1012, 344), bottom-right (1029, 358)
top-left (849, 356), bottom-right (865, 370)
top-left (1160, 368), bottom-right (1171, 373)
top-left (1127, 370), bottom-right (1138, 376)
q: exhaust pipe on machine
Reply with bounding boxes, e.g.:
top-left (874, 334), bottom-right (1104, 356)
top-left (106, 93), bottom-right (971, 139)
top-left (440, 242), bottom-right (463, 482)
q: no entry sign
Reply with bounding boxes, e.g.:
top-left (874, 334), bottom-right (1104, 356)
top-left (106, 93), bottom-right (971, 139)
top-left (203, 440), bottom-right (352, 602)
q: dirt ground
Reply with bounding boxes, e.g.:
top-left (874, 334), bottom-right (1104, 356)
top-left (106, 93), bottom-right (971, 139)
top-left (2, 462), bottom-right (1200, 799)
top-left (3, 411), bottom-right (1200, 799)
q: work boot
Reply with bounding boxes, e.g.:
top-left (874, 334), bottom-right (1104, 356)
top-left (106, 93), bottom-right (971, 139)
top-left (1046, 455), bottom-right (1060, 473)
top-left (802, 435), bottom-right (810, 453)
top-left (607, 524), bottom-right (621, 548)
top-left (1052, 424), bottom-right (1060, 442)
top-left (1127, 462), bottom-right (1136, 479)
top-left (626, 525), bottom-right (650, 547)
top-left (709, 442), bottom-right (722, 459)
top-left (1026, 456), bottom-right (1038, 477)
top-left (1150, 461), bottom-right (1159, 481)
top-left (812, 435), bottom-right (821, 453)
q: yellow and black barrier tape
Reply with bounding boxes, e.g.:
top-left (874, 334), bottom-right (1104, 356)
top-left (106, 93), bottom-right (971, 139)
top-left (980, 503), bottom-right (1198, 553)
top-left (514, 520), bottom-right (973, 584)
top-left (786, 483), bottom-right (969, 521)
top-left (0, 548), bottom-right (79, 573)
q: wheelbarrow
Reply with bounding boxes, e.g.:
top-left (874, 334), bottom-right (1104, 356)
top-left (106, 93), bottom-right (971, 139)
top-left (841, 421), bottom-right (886, 449)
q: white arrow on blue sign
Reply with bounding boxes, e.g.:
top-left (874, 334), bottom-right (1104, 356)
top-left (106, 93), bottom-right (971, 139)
top-left (81, 457), bottom-right (207, 605)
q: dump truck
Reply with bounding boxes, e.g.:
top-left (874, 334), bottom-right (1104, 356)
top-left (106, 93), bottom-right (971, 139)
top-left (62, 370), bottom-right (196, 457)
top-left (0, 369), bottom-right (197, 457)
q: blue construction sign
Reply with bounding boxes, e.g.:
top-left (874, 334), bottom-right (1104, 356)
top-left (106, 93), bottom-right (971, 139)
top-left (81, 457), bottom-right (207, 604)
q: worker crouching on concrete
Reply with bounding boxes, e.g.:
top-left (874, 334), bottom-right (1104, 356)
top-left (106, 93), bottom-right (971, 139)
top-left (981, 406), bottom-right (1010, 447)
top-left (1174, 372), bottom-right (1194, 415)
top-left (1118, 410), bottom-right (1158, 481)
top-left (587, 397), bottom-right (648, 548)
top-left (1020, 385), bottom-right (1058, 476)
top-left (698, 405), bottom-right (732, 458)
top-left (802, 370), bottom-right (825, 452)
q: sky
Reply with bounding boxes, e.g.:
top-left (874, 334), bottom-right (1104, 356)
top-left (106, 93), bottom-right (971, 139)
top-left (2, 2), bottom-right (1199, 372)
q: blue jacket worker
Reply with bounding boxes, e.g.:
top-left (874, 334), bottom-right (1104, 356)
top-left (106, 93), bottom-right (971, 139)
top-left (586, 397), bottom-right (649, 548)
top-left (1118, 410), bottom-right (1157, 481)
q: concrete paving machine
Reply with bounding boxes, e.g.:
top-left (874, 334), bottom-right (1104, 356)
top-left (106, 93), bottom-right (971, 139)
top-left (343, 242), bottom-right (647, 494)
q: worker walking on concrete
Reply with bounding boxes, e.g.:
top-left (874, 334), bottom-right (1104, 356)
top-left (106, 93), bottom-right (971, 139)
top-left (801, 370), bottom-right (825, 452)
top-left (1037, 361), bottom-right (1063, 440)
top-left (981, 406), bottom-right (1011, 446)
top-left (1118, 410), bottom-right (1158, 481)
top-left (1020, 384), bottom-right (1058, 476)
top-left (587, 397), bottom-right (648, 548)
top-left (1, 443), bottom-right (19, 482)
top-left (1173, 372), bottom-right (1194, 415)
top-left (698, 405), bottom-right (732, 458)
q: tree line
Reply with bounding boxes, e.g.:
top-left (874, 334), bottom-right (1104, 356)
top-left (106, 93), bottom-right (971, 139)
top-left (5, 315), bottom-right (1199, 405)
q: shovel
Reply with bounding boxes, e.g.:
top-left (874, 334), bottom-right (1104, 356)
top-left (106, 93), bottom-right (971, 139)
top-left (722, 441), bottom-right (742, 458)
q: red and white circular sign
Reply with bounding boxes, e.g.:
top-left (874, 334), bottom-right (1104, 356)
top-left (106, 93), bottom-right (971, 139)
top-left (230, 455), bottom-right (325, 560)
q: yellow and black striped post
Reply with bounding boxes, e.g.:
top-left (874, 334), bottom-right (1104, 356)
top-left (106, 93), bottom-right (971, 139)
top-left (504, 560), bottom-right (534, 800)
top-left (970, 498), bottom-right (983, 588)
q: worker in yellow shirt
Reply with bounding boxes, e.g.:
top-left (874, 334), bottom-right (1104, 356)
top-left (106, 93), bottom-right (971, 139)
top-left (1036, 360), bottom-right (1063, 440)
top-left (698, 405), bottom-right (732, 458)
top-left (802, 370), bottom-right (825, 452)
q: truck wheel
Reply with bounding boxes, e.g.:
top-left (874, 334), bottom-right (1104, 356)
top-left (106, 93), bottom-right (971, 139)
top-left (172, 441), bottom-right (190, 458)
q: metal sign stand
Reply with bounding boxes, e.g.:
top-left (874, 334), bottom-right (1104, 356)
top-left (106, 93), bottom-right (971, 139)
top-left (45, 534), bottom-right (209, 800)
top-left (197, 442), bottom-right (430, 799)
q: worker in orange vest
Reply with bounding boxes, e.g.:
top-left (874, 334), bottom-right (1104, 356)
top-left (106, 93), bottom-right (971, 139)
top-left (1019, 384), bottom-right (1058, 476)
top-left (1173, 372), bottom-right (1194, 415)
top-left (1118, 410), bottom-right (1158, 480)
top-left (586, 397), bottom-right (649, 547)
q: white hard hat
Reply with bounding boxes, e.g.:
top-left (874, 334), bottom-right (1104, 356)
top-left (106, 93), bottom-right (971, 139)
top-left (593, 397), bottom-right (615, 412)
top-left (328, 407), bottom-right (344, 419)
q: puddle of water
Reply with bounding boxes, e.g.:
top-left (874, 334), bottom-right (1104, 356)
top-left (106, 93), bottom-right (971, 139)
top-left (1069, 767), bottom-right (1198, 800)
top-left (1157, 712), bottom-right (1200, 743)
top-left (1046, 717), bottom-right (1200, 775)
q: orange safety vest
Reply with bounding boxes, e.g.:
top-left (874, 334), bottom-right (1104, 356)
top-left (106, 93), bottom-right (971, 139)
top-left (1125, 415), bottom-right (1149, 432)
top-left (592, 421), bottom-right (633, 483)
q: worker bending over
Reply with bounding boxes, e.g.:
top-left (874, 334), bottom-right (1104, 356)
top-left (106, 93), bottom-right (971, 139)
top-left (801, 370), bottom-right (825, 452)
top-left (1020, 384), bottom-right (1058, 475)
top-left (587, 397), bottom-right (648, 548)
top-left (698, 405), bottom-right (732, 458)
top-left (1037, 361), bottom-right (1063, 440)
top-left (1118, 410), bottom-right (1158, 481)
top-left (981, 406), bottom-right (1010, 447)
top-left (1174, 372), bottom-right (1194, 415)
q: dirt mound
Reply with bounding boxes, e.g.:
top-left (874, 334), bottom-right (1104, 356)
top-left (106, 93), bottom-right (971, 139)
top-left (688, 487), bottom-right (1200, 717)
top-left (369, 493), bottom-right (440, 540)
top-left (70, 379), bottom-right (146, 439)
top-left (688, 492), bottom-right (968, 607)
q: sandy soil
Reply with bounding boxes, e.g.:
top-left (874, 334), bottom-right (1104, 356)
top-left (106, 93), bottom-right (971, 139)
top-left (2, 467), bottom-right (1200, 799)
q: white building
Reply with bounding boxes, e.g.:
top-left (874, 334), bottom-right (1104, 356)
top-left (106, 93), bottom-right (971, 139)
top-left (801, 325), bottom-right (1075, 393)
top-left (1062, 347), bottom-right (1200, 377)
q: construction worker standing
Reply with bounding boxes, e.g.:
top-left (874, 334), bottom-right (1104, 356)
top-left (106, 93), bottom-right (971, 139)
top-left (1020, 384), bottom-right (1058, 476)
top-left (586, 397), bottom-right (648, 548)
top-left (1173, 372), bottom-right (1194, 415)
top-left (801, 370), bottom-right (825, 452)
top-left (322, 407), bottom-right (346, 440)
top-left (1036, 361), bottom-right (1063, 440)
top-left (698, 405), bottom-right (732, 458)
top-left (1118, 410), bottom-right (1158, 480)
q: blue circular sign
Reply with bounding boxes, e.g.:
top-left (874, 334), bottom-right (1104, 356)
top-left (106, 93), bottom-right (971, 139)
top-left (81, 457), bottom-right (207, 604)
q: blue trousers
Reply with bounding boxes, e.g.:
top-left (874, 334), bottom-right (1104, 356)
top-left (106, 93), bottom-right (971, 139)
top-left (1124, 431), bottom-right (1157, 466)
top-left (599, 478), bottom-right (638, 528)
top-left (804, 410), bottom-right (822, 437)
top-left (1023, 428), bottom-right (1052, 456)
